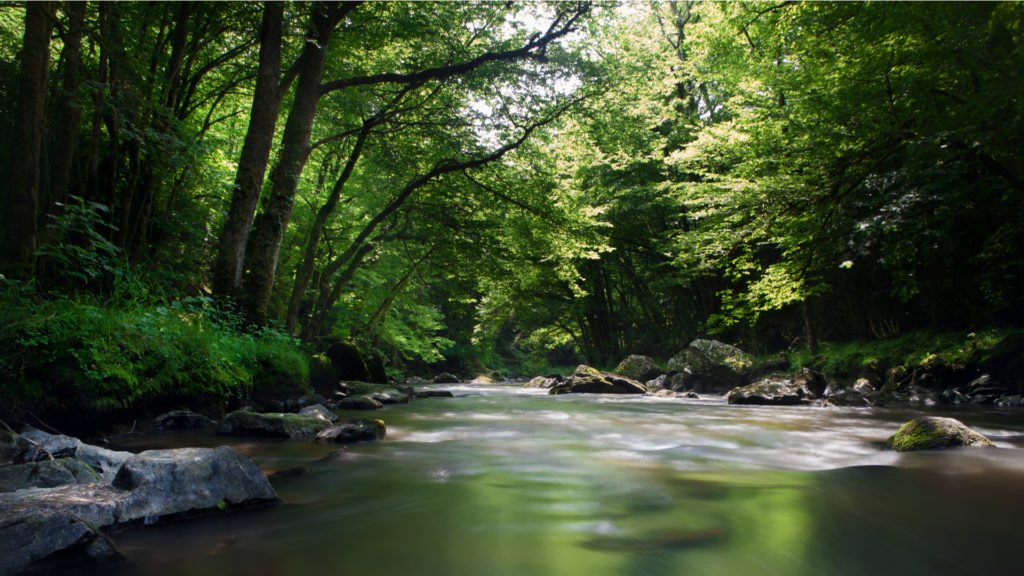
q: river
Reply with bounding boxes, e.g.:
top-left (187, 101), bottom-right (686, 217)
top-left (109, 383), bottom-right (1024, 576)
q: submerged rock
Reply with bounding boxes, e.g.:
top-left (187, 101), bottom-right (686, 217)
top-left (216, 411), bottom-right (329, 439)
top-left (549, 365), bottom-right (646, 395)
top-left (153, 410), bottom-right (215, 430)
top-left (886, 416), bottom-right (995, 452)
top-left (613, 355), bottom-right (662, 383)
top-left (316, 419), bottom-right (386, 444)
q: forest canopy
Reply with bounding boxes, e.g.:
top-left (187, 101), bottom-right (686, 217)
top-left (1, 0), bottom-right (1022, 382)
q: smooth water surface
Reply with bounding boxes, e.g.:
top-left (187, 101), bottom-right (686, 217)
top-left (110, 384), bottom-right (1024, 576)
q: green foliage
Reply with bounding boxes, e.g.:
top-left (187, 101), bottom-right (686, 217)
top-left (0, 286), bottom-right (308, 416)
top-left (787, 328), bottom-right (1024, 379)
top-left (36, 196), bottom-right (127, 292)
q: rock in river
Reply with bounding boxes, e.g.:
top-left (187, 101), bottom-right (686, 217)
top-left (153, 410), bottom-right (215, 430)
top-left (666, 339), bottom-right (753, 393)
top-left (726, 378), bottom-right (810, 406)
top-left (613, 354), bottom-right (662, 383)
top-left (316, 419), bottom-right (386, 444)
top-left (549, 365), bottom-right (646, 395)
top-left (216, 411), bottom-right (330, 439)
top-left (886, 416), bottom-right (995, 452)
top-left (335, 395), bottom-right (384, 410)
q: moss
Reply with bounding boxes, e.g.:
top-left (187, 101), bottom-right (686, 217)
top-left (886, 417), bottom-right (994, 452)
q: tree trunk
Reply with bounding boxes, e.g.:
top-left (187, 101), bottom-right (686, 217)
top-left (286, 126), bottom-right (369, 332)
top-left (43, 1), bottom-right (86, 232)
top-left (802, 298), bottom-right (818, 355)
top-left (2, 2), bottom-right (53, 279)
top-left (240, 2), bottom-right (342, 324)
top-left (211, 1), bottom-right (284, 298)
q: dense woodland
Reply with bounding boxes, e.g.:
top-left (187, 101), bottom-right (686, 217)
top-left (1, 1), bottom-right (1022, 423)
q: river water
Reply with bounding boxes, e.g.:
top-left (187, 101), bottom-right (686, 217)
top-left (110, 383), bottom-right (1024, 576)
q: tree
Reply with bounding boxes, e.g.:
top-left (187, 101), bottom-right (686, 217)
top-left (2, 1), bottom-right (52, 279)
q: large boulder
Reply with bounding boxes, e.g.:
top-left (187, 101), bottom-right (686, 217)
top-left (666, 339), bottom-right (753, 393)
top-left (112, 447), bottom-right (278, 517)
top-left (153, 410), bottom-right (215, 430)
top-left (886, 417), bottom-right (995, 452)
top-left (726, 377), bottom-right (810, 406)
top-left (325, 342), bottom-right (371, 382)
top-left (433, 372), bottom-right (461, 384)
top-left (216, 411), bottom-right (329, 439)
top-left (549, 365), bottom-right (646, 395)
top-left (316, 419), bottom-right (386, 444)
top-left (613, 355), bottom-right (662, 382)
top-left (0, 446), bottom-right (276, 576)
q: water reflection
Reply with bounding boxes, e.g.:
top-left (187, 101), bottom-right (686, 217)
top-left (112, 383), bottom-right (1024, 576)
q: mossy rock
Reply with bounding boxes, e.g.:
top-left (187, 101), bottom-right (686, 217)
top-left (886, 416), bottom-right (994, 452)
top-left (612, 355), bottom-right (661, 382)
top-left (216, 411), bottom-right (329, 439)
top-left (549, 365), bottom-right (646, 395)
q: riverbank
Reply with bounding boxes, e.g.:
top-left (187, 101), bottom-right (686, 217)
top-left (6, 382), bottom-right (1023, 576)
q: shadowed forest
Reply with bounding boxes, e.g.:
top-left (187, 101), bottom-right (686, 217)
top-left (1, 1), bottom-right (1022, 428)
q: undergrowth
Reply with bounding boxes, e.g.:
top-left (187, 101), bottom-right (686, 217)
top-left (0, 284), bottom-right (309, 421)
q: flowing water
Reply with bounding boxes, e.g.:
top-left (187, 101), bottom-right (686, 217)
top-left (109, 384), bottom-right (1024, 576)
